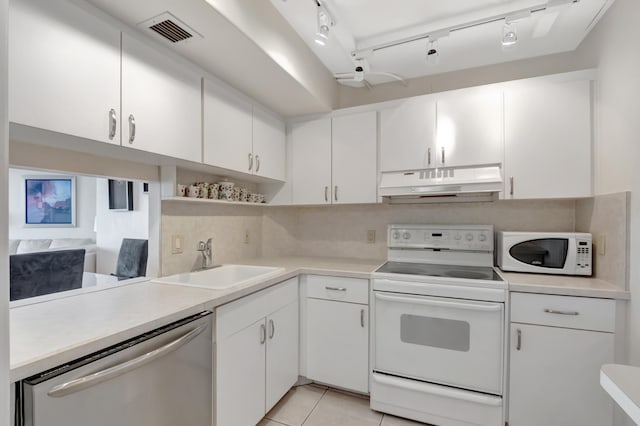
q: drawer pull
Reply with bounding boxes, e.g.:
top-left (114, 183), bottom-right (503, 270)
top-left (544, 309), bottom-right (579, 316)
top-left (325, 286), bottom-right (347, 292)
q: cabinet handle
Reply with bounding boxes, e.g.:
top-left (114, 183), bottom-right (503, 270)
top-left (516, 329), bottom-right (522, 351)
top-left (441, 146), bottom-right (445, 164)
top-left (324, 186), bottom-right (328, 202)
top-left (427, 147), bottom-right (431, 165)
top-left (268, 319), bottom-right (275, 339)
top-left (128, 114), bottom-right (136, 144)
top-left (544, 309), bottom-right (580, 316)
top-left (108, 109), bottom-right (117, 140)
top-left (509, 176), bottom-right (514, 196)
top-left (260, 323), bottom-right (266, 344)
top-left (325, 286), bottom-right (347, 292)
top-left (334, 185), bottom-right (338, 202)
top-left (255, 155), bottom-right (260, 172)
top-left (248, 153), bottom-right (253, 171)
top-left (360, 309), bottom-right (365, 328)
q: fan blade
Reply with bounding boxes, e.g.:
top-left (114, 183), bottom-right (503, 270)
top-left (368, 71), bottom-right (408, 86)
top-left (362, 79), bottom-right (373, 90)
top-left (333, 72), bottom-right (355, 79)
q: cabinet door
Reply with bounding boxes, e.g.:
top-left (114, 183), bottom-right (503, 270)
top-left (509, 323), bottom-right (614, 426)
top-left (332, 111), bottom-right (378, 204)
top-left (121, 33), bottom-right (201, 162)
top-left (253, 106), bottom-right (286, 181)
top-left (505, 80), bottom-right (592, 199)
top-left (9, 0), bottom-right (120, 144)
top-left (291, 119), bottom-right (332, 205)
top-left (203, 80), bottom-right (253, 173)
top-left (216, 318), bottom-right (266, 426)
top-left (307, 299), bottom-right (369, 393)
top-left (435, 87), bottom-right (503, 168)
top-left (380, 97), bottom-right (436, 171)
top-left (266, 300), bottom-right (299, 412)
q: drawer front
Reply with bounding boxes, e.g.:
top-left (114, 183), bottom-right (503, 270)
top-left (217, 277), bottom-right (298, 339)
top-left (306, 275), bottom-right (369, 304)
top-left (510, 292), bottom-right (615, 332)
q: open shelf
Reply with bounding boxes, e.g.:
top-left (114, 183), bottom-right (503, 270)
top-left (161, 196), bottom-right (269, 207)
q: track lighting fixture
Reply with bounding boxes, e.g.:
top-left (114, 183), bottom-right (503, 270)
top-left (314, 1), bottom-right (334, 46)
top-left (502, 22), bottom-right (518, 46)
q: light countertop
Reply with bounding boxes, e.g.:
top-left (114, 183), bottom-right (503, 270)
top-left (601, 364), bottom-right (640, 424)
top-left (10, 256), bottom-right (383, 382)
top-left (10, 256), bottom-right (628, 382)
top-left (498, 270), bottom-right (630, 299)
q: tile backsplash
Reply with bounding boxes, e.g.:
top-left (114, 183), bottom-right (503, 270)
top-left (162, 194), bottom-right (628, 289)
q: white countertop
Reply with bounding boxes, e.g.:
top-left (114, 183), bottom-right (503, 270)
top-left (601, 364), bottom-right (640, 424)
top-left (498, 270), bottom-right (629, 299)
top-left (10, 256), bottom-right (383, 382)
top-left (10, 256), bottom-right (627, 382)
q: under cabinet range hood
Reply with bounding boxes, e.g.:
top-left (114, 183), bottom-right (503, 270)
top-left (379, 164), bottom-right (503, 203)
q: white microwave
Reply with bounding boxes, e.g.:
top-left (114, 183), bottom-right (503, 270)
top-left (497, 232), bottom-right (592, 276)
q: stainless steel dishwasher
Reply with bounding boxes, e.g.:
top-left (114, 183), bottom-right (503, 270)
top-left (15, 311), bottom-right (212, 426)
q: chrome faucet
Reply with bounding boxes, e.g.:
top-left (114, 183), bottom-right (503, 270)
top-left (197, 238), bottom-right (213, 269)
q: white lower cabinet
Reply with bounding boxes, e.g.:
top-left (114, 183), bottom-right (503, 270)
top-left (216, 278), bottom-right (299, 426)
top-left (304, 275), bottom-right (369, 393)
top-left (509, 293), bottom-right (615, 426)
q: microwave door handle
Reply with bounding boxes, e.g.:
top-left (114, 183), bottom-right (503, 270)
top-left (47, 324), bottom-right (207, 398)
top-left (375, 293), bottom-right (502, 312)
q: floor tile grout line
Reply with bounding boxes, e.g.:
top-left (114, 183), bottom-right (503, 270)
top-left (300, 386), bottom-right (328, 425)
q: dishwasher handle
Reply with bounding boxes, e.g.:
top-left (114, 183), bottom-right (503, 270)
top-left (47, 324), bottom-right (207, 398)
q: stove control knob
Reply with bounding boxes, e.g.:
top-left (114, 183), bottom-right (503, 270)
top-left (465, 233), bottom-right (474, 241)
top-left (402, 232), bottom-right (411, 240)
top-left (454, 234), bottom-right (462, 241)
top-left (478, 234), bottom-right (487, 242)
top-left (392, 231), bottom-right (400, 240)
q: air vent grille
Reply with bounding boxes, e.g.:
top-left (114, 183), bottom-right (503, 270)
top-left (149, 19), bottom-right (192, 43)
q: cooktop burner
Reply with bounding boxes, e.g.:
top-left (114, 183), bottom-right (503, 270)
top-left (375, 261), bottom-right (503, 282)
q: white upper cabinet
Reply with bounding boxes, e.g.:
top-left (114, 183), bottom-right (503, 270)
top-left (203, 80), bottom-right (253, 173)
top-left (504, 79), bottom-right (592, 199)
top-left (9, 0), bottom-right (121, 144)
top-left (121, 33), bottom-right (202, 162)
top-left (380, 97), bottom-right (436, 172)
top-left (204, 80), bottom-right (286, 181)
top-left (332, 111), bottom-right (378, 204)
top-left (291, 118), bottom-right (332, 205)
top-left (291, 113), bottom-right (377, 205)
top-left (435, 87), bottom-right (503, 168)
top-left (252, 106), bottom-right (286, 181)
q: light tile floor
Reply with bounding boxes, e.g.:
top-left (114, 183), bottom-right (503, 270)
top-left (258, 384), bottom-right (428, 426)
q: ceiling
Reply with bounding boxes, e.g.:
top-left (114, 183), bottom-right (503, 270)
top-left (270, 0), bottom-right (614, 87)
top-left (83, 0), bottom-right (614, 116)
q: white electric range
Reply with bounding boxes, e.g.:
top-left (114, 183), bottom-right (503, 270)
top-left (370, 224), bottom-right (507, 426)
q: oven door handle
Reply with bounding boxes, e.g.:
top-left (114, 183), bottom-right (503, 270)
top-left (375, 293), bottom-right (502, 312)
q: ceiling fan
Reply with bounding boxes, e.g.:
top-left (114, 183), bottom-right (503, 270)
top-left (333, 59), bottom-right (407, 89)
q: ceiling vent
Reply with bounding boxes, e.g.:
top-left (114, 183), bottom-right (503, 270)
top-left (139, 12), bottom-right (202, 44)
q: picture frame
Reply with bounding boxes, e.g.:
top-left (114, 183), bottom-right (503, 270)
top-left (24, 176), bottom-right (76, 227)
top-left (108, 179), bottom-right (134, 211)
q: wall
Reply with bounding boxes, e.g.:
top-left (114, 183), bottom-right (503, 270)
top-left (0, 0), bottom-right (9, 423)
top-left (161, 202), bottom-right (263, 276)
top-left (8, 168), bottom-right (96, 240)
top-left (263, 200), bottom-right (577, 260)
top-left (95, 179), bottom-right (149, 275)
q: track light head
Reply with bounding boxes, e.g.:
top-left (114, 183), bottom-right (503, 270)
top-left (502, 22), bottom-right (518, 46)
top-left (314, 3), bottom-right (333, 47)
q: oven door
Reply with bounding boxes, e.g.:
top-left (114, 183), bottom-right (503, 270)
top-left (374, 291), bottom-right (504, 395)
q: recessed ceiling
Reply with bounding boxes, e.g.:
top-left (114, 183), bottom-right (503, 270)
top-left (271, 0), bottom-right (615, 87)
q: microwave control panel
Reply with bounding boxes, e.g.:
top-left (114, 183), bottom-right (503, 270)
top-left (576, 238), bottom-right (592, 271)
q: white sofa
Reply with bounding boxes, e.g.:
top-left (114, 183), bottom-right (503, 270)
top-left (9, 238), bottom-right (97, 272)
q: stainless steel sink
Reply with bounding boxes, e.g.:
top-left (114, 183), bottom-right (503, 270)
top-left (153, 264), bottom-right (285, 290)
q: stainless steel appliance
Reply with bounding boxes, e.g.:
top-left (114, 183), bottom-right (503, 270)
top-left (371, 225), bottom-right (507, 426)
top-left (16, 311), bottom-right (212, 426)
top-left (497, 231), bottom-right (592, 276)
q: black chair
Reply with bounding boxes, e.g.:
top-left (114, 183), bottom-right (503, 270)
top-left (10, 249), bottom-right (86, 301)
top-left (111, 238), bottom-right (148, 280)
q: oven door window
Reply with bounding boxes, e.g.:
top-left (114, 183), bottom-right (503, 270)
top-left (374, 291), bottom-right (504, 395)
top-left (509, 238), bottom-right (568, 268)
top-left (401, 314), bottom-right (470, 352)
